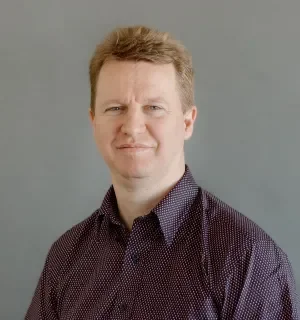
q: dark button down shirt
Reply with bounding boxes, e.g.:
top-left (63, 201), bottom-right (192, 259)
top-left (25, 164), bottom-right (299, 319)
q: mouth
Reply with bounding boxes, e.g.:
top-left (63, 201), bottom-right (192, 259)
top-left (117, 146), bottom-right (152, 153)
top-left (118, 144), bottom-right (151, 148)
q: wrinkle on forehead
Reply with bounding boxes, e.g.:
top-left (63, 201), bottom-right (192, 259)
top-left (95, 60), bottom-right (179, 109)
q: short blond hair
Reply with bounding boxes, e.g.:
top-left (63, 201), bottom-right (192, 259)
top-left (89, 25), bottom-right (195, 115)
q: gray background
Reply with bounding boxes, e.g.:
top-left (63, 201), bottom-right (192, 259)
top-left (0, 0), bottom-right (299, 318)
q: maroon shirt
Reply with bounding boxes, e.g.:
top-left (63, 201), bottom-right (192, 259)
top-left (25, 164), bottom-right (299, 319)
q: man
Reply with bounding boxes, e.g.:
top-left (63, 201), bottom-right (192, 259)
top-left (25, 25), bottom-right (299, 319)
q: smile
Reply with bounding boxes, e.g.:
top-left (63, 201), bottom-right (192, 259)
top-left (118, 147), bottom-right (152, 153)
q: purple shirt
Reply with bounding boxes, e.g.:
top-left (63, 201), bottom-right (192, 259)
top-left (25, 164), bottom-right (299, 319)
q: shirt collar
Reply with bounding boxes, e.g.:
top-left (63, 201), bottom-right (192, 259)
top-left (152, 164), bottom-right (199, 246)
top-left (97, 164), bottom-right (199, 246)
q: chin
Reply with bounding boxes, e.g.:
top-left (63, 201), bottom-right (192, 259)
top-left (117, 162), bottom-right (153, 179)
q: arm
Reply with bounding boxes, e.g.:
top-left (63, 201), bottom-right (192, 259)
top-left (221, 240), bottom-right (300, 319)
top-left (25, 246), bottom-right (59, 320)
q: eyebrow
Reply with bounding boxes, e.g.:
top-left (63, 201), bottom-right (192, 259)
top-left (100, 97), bottom-right (168, 107)
top-left (100, 99), bottom-right (123, 107)
top-left (144, 97), bottom-right (168, 105)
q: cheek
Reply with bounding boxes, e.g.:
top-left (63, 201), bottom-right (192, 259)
top-left (154, 120), bottom-right (185, 150)
top-left (94, 126), bottom-right (113, 151)
top-left (166, 117), bottom-right (185, 139)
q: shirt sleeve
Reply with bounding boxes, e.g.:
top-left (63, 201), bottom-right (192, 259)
top-left (221, 240), bottom-right (300, 319)
top-left (24, 245), bottom-right (59, 320)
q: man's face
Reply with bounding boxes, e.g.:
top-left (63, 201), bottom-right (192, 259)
top-left (90, 60), bottom-right (197, 181)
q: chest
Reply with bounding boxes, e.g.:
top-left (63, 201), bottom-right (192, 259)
top-left (56, 238), bottom-right (220, 319)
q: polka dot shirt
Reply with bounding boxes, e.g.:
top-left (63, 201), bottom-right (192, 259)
top-left (25, 164), bottom-right (299, 319)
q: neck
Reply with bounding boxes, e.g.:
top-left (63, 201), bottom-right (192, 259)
top-left (111, 155), bottom-right (186, 231)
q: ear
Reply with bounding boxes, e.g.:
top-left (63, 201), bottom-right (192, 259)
top-left (183, 106), bottom-right (197, 140)
top-left (89, 108), bottom-right (96, 133)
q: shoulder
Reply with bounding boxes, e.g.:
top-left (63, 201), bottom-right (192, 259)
top-left (197, 189), bottom-right (299, 317)
top-left (44, 209), bottom-right (103, 278)
top-left (198, 188), bottom-right (286, 278)
top-left (200, 188), bottom-right (274, 244)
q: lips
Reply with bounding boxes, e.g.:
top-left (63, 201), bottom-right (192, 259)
top-left (118, 144), bottom-right (151, 148)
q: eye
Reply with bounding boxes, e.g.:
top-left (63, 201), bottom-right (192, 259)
top-left (148, 105), bottom-right (162, 110)
top-left (105, 106), bottom-right (121, 112)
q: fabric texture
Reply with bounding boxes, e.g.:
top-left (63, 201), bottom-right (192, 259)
top-left (25, 164), bottom-right (299, 319)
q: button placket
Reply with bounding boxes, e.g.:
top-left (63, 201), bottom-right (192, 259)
top-left (113, 219), bottom-right (148, 318)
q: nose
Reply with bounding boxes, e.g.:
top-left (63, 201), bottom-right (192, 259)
top-left (120, 107), bottom-right (146, 136)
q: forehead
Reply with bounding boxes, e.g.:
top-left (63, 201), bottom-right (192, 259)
top-left (95, 60), bottom-right (178, 102)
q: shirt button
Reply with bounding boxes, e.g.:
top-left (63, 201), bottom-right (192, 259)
top-left (131, 253), bottom-right (140, 265)
top-left (119, 302), bottom-right (128, 312)
top-left (115, 234), bottom-right (122, 243)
